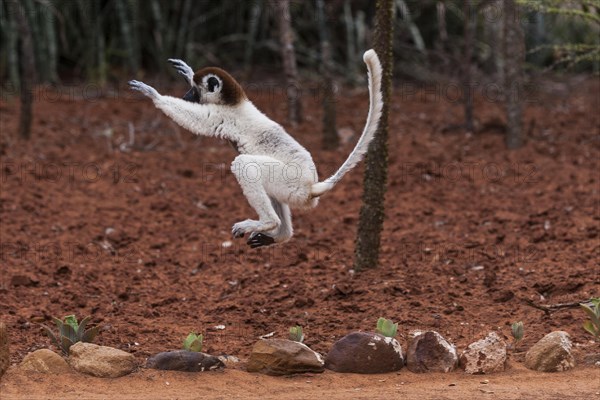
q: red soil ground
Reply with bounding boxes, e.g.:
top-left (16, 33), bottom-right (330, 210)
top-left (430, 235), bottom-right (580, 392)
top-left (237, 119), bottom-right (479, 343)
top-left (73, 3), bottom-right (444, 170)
top-left (0, 74), bottom-right (599, 398)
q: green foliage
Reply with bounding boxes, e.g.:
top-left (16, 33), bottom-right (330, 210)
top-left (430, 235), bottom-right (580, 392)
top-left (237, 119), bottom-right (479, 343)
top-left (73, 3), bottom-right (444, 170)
top-left (42, 315), bottom-right (99, 355)
top-left (518, 0), bottom-right (600, 70)
top-left (376, 317), bottom-right (398, 338)
top-left (183, 332), bottom-right (203, 352)
top-left (511, 321), bottom-right (524, 342)
top-left (289, 326), bottom-right (304, 343)
top-left (580, 298), bottom-right (600, 339)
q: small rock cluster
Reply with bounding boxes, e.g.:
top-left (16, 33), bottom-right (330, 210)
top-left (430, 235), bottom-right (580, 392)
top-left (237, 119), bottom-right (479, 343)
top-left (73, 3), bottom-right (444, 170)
top-left (2, 314), bottom-right (580, 380)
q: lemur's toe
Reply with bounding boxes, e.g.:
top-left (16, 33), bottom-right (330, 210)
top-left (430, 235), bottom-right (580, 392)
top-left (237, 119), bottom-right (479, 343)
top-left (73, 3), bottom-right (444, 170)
top-left (247, 233), bottom-right (275, 249)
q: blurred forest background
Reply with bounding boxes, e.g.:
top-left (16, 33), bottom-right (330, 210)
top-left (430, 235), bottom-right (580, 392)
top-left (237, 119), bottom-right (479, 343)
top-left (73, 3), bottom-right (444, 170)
top-left (0, 0), bottom-right (598, 87)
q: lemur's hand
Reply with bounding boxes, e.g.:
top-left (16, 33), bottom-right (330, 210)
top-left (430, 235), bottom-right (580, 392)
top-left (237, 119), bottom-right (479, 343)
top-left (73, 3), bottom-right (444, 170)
top-left (167, 59), bottom-right (194, 86)
top-left (128, 80), bottom-right (160, 99)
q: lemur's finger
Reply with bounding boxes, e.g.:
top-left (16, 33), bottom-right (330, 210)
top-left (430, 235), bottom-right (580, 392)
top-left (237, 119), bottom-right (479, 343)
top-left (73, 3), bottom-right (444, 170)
top-left (232, 226), bottom-right (245, 239)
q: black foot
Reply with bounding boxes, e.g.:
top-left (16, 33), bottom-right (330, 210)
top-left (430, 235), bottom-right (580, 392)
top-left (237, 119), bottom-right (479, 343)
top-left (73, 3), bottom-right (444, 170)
top-left (247, 233), bottom-right (275, 249)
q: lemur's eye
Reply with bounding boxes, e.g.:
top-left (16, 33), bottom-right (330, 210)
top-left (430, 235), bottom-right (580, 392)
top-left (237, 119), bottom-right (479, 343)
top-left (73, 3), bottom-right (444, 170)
top-left (207, 77), bottom-right (220, 93)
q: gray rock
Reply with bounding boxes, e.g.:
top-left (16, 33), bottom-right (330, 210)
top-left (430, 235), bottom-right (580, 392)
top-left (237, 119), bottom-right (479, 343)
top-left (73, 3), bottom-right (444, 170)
top-left (0, 322), bottom-right (8, 378)
top-left (406, 331), bottom-right (458, 373)
top-left (146, 350), bottom-right (225, 372)
top-left (69, 342), bottom-right (136, 378)
top-left (325, 332), bottom-right (404, 374)
top-left (247, 339), bottom-right (324, 376)
top-left (19, 349), bottom-right (71, 374)
top-left (459, 332), bottom-right (507, 374)
top-left (525, 331), bottom-right (575, 372)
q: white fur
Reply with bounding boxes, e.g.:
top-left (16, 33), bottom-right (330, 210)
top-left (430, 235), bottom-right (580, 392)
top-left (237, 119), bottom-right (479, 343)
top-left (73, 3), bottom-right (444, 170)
top-left (128, 49), bottom-right (383, 246)
top-left (311, 49), bottom-right (383, 196)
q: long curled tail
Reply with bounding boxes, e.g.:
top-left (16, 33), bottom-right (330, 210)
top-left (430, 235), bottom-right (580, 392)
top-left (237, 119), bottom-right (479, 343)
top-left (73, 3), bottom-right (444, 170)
top-left (311, 49), bottom-right (383, 197)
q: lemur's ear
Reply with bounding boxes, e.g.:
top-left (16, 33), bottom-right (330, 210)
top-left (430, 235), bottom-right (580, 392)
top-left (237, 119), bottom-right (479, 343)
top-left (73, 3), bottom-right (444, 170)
top-left (193, 67), bottom-right (247, 105)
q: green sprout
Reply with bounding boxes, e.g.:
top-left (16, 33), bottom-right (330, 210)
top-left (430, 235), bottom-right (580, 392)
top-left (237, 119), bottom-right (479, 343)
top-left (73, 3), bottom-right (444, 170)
top-left (580, 298), bottom-right (600, 339)
top-left (376, 317), bottom-right (398, 338)
top-left (289, 326), bottom-right (304, 343)
top-left (183, 332), bottom-right (203, 352)
top-left (511, 321), bottom-right (524, 343)
top-left (42, 315), bottom-right (99, 355)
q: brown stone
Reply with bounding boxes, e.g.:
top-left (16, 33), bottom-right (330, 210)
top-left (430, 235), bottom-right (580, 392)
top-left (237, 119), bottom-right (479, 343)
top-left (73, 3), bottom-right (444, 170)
top-left (459, 332), bottom-right (507, 374)
top-left (19, 349), bottom-right (71, 374)
top-left (406, 331), bottom-right (458, 373)
top-left (246, 339), bottom-right (324, 376)
top-left (325, 332), bottom-right (404, 374)
top-left (146, 350), bottom-right (224, 372)
top-left (525, 331), bottom-right (575, 372)
top-left (69, 342), bottom-right (136, 378)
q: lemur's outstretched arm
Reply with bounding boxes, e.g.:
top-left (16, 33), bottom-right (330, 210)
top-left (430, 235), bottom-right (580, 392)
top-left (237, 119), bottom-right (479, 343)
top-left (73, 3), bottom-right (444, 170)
top-left (129, 80), bottom-right (240, 142)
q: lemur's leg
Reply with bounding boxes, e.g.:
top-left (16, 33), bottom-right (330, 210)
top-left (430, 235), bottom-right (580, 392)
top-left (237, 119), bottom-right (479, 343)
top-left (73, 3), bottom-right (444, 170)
top-left (231, 155), bottom-right (282, 239)
top-left (167, 59), bottom-right (194, 86)
top-left (247, 198), bottom-right (293, 248)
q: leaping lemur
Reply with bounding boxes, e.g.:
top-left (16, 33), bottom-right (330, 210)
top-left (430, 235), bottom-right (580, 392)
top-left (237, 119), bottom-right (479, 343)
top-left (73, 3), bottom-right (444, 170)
top-left (129, 49), bottom-right (383, 249)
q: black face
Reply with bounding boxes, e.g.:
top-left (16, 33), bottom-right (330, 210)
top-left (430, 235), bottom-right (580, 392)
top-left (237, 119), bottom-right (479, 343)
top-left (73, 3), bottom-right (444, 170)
top-left (183, 87), bottom-right (199, 103)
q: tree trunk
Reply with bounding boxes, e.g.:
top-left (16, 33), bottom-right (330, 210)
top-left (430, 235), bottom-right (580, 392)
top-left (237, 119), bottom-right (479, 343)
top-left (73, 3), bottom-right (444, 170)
top-left (12, 0), bottom-right (35, 140)
top-left (463, 0), bottom-right (476, 133)
top-left (354, 0), bottom-right (394, 271)
top-left (317, 0), bottom-right (338, 149)
top-left (503, 0), bottom-right (525, 149)
top-left (273, 0), bottom-right (303, 126)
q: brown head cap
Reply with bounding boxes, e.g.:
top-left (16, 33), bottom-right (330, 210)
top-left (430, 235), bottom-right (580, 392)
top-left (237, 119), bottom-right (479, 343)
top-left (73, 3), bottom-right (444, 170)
top-left (193, 67), bottom-right (247, 106)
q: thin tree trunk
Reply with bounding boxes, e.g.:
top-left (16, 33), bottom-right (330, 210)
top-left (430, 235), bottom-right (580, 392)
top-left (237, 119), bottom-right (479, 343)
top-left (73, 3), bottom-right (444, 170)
top-left (273, 0), bottom-right (303, 126)
top-left (244, 0), bottom-right (262, 78)
top-left (317, 0), bottom-right (338, 149)
top-left (354, 0), bottom-right (394, 271)
top-left (12, 0), bottom-right (35, 140)
top-left (503, 0), bottom-right (525, 149)
top-left (343, 0), bottom-right (358, 83)
top-left (4, 0), bottom-right (20, 90)
top-left (0, 322), bottom-right (8, 378)
top-left (463, 0), bottom-right (476, 132)
top-left (116, 0), bottom-right (139, 73)
top-left (397, 0), bottom-right (425, 52)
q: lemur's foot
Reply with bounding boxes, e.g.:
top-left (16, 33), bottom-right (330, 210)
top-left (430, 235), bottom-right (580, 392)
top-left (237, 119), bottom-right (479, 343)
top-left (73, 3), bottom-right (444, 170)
top-left (247, 232), bottom-right (275, 249)
top-left (232, 219), bottom-right (260, 239)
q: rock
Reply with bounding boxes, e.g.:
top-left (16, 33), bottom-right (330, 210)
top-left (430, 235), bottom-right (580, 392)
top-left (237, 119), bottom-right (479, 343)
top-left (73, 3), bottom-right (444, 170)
top-left (69, 342), bottom-right (136, 378)
top-left (19, 349), bottom-right (71, 374)
top-left (0, 322), bottom-right (8, 378)
top-left (146, 350), bottom-right (225, 372)
top-left (246, 339), bottom-right (324, 376)
top-left (525, 331), bottom-right (575, 372)
top-left (406, 331), bottom-right (458, 373)
top-left (325, 332), bottom-right (404, 374)
top-left (459, 332), bottom-right (507, 374)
